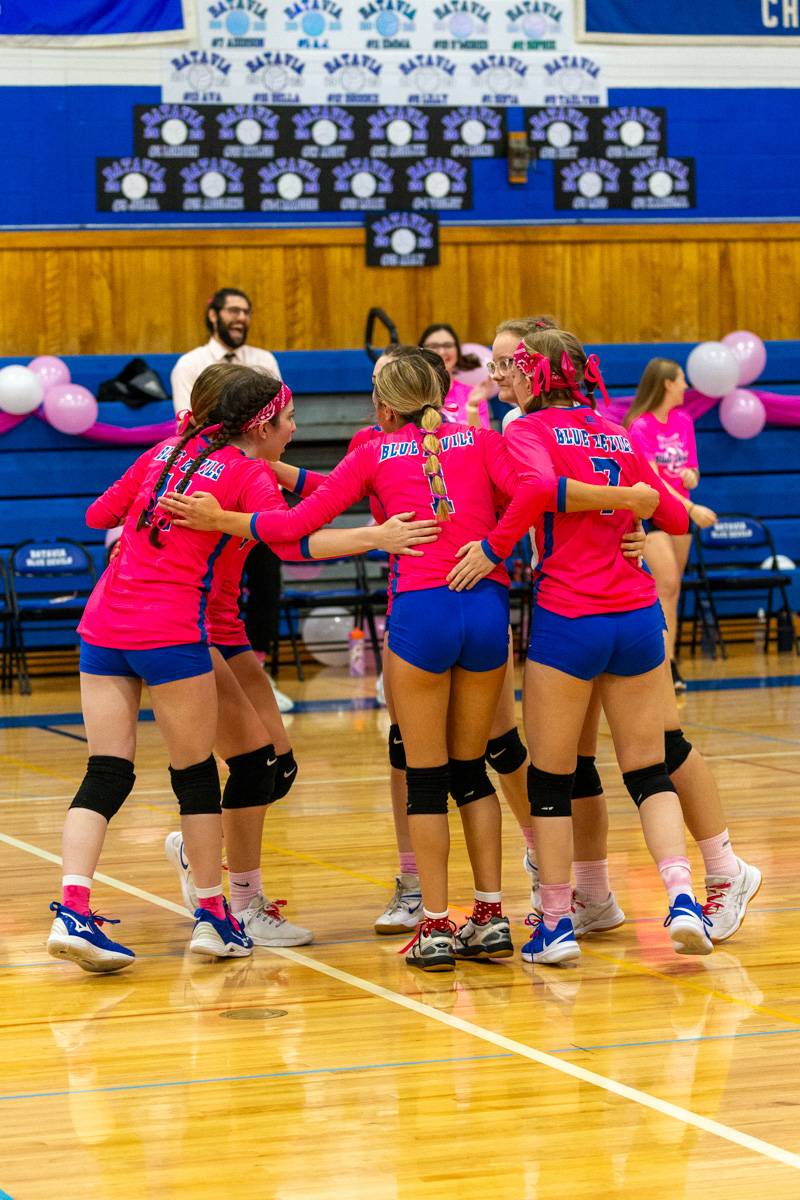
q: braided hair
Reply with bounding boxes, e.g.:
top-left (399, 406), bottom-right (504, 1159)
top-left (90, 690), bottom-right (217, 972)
top-left (520, 328), bottom-right (591, 412)
top-left (373, 354), bottom-right (452, 522)
top-left (137, 367), bottom-right (283, 547)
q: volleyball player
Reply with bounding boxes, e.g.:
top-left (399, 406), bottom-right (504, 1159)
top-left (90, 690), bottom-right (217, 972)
top-left (451, 328), bottom-right (714, 962)
top-left (47, 369), bottom-right (440, 973)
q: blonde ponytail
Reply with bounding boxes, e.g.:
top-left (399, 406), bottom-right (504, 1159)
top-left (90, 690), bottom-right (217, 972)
top-left (420, 404), bottom-right (451, 521)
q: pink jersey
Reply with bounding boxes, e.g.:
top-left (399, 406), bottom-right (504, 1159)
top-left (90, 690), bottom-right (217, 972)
top-left (80, 434), bottom-right (309, 650)
top-left (250, 421), bottom-right (556, 597)
top-left (628, 407), bottom-right (698, 498)
top-left (442, 378), bottom-right (491, 428)
top-left (485, 405), bottom-right (688, 618)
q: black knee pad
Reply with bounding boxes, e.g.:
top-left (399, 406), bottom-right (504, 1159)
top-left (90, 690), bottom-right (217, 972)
top-left (665, 728), bottom-right (693, 775)
top-left (271, 749), bottom-right (298, 801)
top-left (69, 755), bottom-right (135, 821)
top-left (572, 754), bottom-right (603, 798)
top-left (406, 764), bottom-right (450, 816)
top-left (622, 762), bottom-right (676, 809)
top-left (485, 727), bottom-right (527, 775)
top-left (449, 757), bottom-right (495, 808)
top-left (528, 764), bottom-right (575, 818)
top-left (169, 755), bottom-right (221, 816)
top-left (222, 745), bottom-right (277, 810)
top-left (388, 723), bottom-right (406, 771)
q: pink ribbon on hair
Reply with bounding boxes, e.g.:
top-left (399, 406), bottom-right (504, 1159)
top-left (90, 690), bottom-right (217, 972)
top-left (241, 383), bottom-right (293, 433)
top-left (513, 342), bottom-right (552, 396)
top-left (559, 351), bottom-right (582, 399)
top-left (176, 409), bottom-right (193, 435)
top-left (584, 354), bottom-right (611, 406)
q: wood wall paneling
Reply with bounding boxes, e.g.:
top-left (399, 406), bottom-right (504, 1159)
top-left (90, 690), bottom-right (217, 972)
top-left (0, 223), bottom-right (798, 356)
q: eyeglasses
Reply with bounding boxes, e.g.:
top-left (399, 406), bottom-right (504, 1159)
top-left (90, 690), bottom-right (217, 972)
top-left (220, 305), bottom-right (251, 318)
top-left (423, 341), bottom-right (456, 352)
top-left (486, 356), bottom-right (515, 376)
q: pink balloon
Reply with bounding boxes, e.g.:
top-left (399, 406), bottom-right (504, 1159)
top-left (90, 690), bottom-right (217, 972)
top-left (43, 383), bottom-right (98, 435)
top-left (721, 330), bottom-right (767, 387)
top-left (455, 342), bottom-right (499, 395)
top-left (28, 355), bottom-right (71, 394)
top-left (719, 388), bottom-right (766, 439)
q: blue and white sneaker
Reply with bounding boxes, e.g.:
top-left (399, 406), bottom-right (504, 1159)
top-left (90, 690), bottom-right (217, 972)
top-left (164, 831), bottom-right (198, 913)
top-left (664, 893), bottom-right (713, 956)
top-left (47, 902), bottom-right (135, 973)
top-left (523, 850), bottom-right (541, 914)
top-left (190, 900), bottom-right (254, 958)
top-left (521, 914), bottom-right (580, 965)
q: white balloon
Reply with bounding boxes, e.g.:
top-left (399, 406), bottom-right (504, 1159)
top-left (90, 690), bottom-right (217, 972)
top-left (760, 554), bottom-right (796, 571)
top-left (685, 342), bottom-right (739, 398)
top-left (0, 364), bottom-right (44, 415)
top-left (300, 605), bottom-right (354, 667)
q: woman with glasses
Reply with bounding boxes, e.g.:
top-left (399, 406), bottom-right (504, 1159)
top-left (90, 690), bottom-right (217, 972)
top-left (419, 322), bottom-right (494, 429)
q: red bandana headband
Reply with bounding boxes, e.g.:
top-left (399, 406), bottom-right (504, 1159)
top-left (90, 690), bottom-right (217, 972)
top-left (241, 383), bottom-right (293, 432)
top-left (513, 343), bottom-right (610, 407)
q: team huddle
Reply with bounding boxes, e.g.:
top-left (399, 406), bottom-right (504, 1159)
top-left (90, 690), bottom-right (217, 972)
top-left (46, 317), bottom-right (761, 975)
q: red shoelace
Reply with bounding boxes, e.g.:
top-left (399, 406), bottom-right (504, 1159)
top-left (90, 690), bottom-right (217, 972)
top-left (702, 880), bottom-right (732, 915)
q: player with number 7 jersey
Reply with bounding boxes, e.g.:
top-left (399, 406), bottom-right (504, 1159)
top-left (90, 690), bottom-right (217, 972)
top-left (483, 400), bottom-right (688, 617)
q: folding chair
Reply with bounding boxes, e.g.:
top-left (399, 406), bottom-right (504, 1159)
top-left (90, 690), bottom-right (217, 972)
top-left (7, 538), bottom-right (98, 694)
top-left (679, 514), bottom-right (797, 657)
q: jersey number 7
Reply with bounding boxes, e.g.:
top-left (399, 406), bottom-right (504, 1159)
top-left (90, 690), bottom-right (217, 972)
top-left (589, 456), bottom-right (621, 516)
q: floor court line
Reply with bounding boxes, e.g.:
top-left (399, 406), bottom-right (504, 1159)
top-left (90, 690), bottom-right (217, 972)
top-left (0, 1053), bottom-right (513, 1105)
top-left (2, 831), bottom-right (799, 1172)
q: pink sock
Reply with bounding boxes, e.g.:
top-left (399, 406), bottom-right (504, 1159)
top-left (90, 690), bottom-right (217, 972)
top-left (697, 830), bottom-right (739, 878)
top-left (229, 868), bottom-right (262, 914)
top-left (658, 856), bottom-right (693, 904)
top-left (573, 859), bottom-right (610, 903)
top-left (522, 827), bottom-right (536, 856)
top-left (197, 892), bottom-right (226, 920)
top-left (399, 851), bottom-right (418, 877)
top-left (62, 880), bottom-right (91, 916)
top-left (540, 883), bottom-right (573, 931)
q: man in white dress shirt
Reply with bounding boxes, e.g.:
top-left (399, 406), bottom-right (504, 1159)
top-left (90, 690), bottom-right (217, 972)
top-left (171, 286), bottom-right (292, 712)
top-left (170, 287), bottom-right (281, 415)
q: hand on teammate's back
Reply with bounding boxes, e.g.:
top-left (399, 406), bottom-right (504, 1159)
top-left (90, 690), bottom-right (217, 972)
top-left (160, 490), bottom-right (224, 530)
top-left (621, 521), bottom-right (646, 564)
top-left (373, 513), bottom-right (441, 557)
top-left (628, 481), bottom-right (660, 519)
top-left (446, 540), bottom-right (495, 592)
top-left (690, 504), bottom-right (717, 528)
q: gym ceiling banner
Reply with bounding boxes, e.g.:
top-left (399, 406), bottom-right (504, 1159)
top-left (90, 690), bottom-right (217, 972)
top-left (0, 0), bottom-right (193, 45)
top-left (576, 0), bottom-right (800, 44)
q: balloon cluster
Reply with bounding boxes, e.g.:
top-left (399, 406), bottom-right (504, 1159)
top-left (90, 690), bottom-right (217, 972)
top-left (686, 331), bottom-right (767, 439)
top-left (0, 356), bottom-right (98, 435)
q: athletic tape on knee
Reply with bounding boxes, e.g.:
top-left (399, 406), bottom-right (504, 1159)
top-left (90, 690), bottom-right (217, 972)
top-left (449, 756), bottom-right (495, 808)
top-left (271, 749), bottom-right (298, 801)
top-left (69, 755), bottom-right (135, 821)
top-left (169, 754), bottom-right (221, 816)
top-left (572, 754), bottom-right (603, 798)
top-left (406, 764), bottom-right (450, 816)
top-left (388, 723), bottom-right (406, 771)
top-left (664, 728), bottom-right (693, 775)
top-left (485, 727), bottom-right (527, 775)
top-left (222, 745), bottom-right (276, 810)
top-left (528, 763), bottom-right (574, 818)
top-left (622, 762), bottom-right (676, 809)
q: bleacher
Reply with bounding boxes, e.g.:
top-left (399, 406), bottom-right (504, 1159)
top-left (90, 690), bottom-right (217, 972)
top-left (1, 341), bottom-right (799, 663)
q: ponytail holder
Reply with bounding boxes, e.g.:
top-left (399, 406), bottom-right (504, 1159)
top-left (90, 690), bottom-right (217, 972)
top-left (583, 353), bottom-right (611, 407)
top-left (176, 409), bottom-right (194, 435)
top-left (241, 383), bottom-right (293, 433)
top-left (559, 351), bottom-right (582, 399)
top-left (202, 421), bottom-right (224, 436)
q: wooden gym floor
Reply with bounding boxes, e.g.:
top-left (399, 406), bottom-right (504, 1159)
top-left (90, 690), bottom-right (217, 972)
top-left (1, 647), bottom-right (799, 1199)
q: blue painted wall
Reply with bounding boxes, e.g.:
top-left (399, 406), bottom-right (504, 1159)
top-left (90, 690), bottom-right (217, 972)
top-left (1, 85), bottom-right (798, 227)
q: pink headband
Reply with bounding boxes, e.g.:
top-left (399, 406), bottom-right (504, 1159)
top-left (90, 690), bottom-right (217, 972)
top-left (241, 383), bottom-right (293, 433)
top-left (513, 343), bottom-right (610, 407)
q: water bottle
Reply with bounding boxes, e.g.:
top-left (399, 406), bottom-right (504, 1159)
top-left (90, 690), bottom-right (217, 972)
top-left (754, 607), bottom-right (767, 651)
top-left (348, 627), bottom-right (365, 677)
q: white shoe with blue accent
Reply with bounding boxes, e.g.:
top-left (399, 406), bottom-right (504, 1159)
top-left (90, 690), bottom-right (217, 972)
top-left (664, 893), bottom-right (713, 955)
top-left (190, 900), bottom-right (254, 958)
top-left (164, 831), bottom-right (198, 913)
top-left (521, 914), bottom-right (580, 965)
top-left (47, 902), bottom-right (135, 973)
top-left (523, 850), bottom-right (541, 914)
